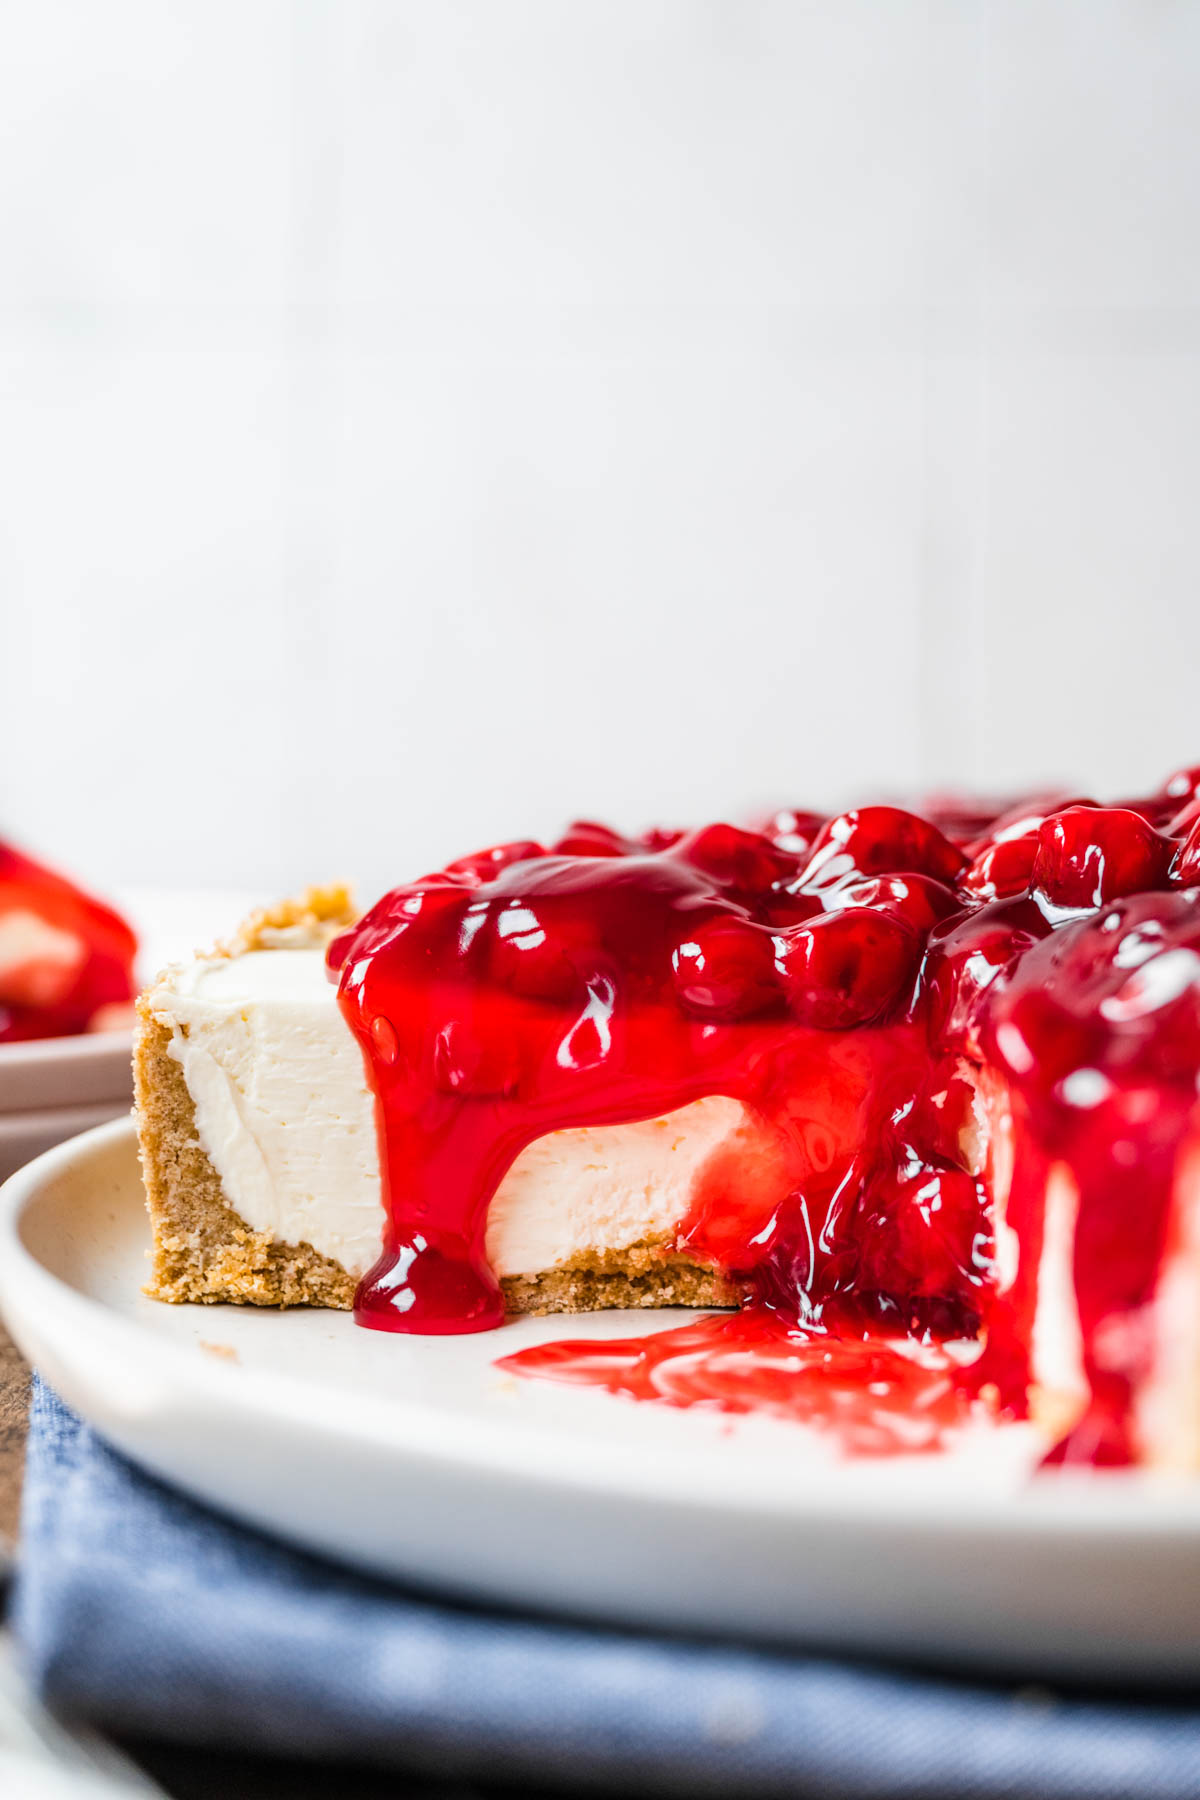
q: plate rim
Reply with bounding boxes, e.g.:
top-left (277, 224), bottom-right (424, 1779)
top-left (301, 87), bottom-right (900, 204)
top-left (2, 1117), bottom-right (1199, 1543)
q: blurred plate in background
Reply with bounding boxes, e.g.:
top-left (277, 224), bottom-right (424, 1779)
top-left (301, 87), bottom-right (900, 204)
top-left (0, 1033), bottom-right (134, 1116)
top-left (0, 1101), bottom-right (131, 1187)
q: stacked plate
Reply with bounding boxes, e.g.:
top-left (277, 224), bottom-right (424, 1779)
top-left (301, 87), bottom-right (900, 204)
top-left (0, 1029), bottom-right (133, 1185)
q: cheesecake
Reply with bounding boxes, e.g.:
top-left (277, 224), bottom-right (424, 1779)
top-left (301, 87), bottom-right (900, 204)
top-left (135, 774), bottom-right (1200, 1467)
top-left (137, 888), bottom-right (736, 1317)
top-left (1, 838), bottom-right (136, 1041)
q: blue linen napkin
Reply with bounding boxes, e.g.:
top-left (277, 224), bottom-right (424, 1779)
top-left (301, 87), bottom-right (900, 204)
top-left (12, 1379), bottom-right (1200, 1800)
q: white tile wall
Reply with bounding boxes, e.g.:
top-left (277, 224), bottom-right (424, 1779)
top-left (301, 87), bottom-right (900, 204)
top-left (2, 2), bottom-right (1198, 905)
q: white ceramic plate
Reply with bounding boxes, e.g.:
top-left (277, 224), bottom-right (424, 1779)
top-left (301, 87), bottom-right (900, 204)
top-left (2, 1120), bottom-right (1199, 1682)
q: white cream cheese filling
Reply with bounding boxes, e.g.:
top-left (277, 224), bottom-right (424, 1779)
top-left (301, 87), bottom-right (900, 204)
top-left (147, 948), bottom-right (745, 1281)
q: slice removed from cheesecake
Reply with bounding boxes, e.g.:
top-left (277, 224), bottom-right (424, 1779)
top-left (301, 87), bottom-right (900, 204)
top-left (136, 888), bottom-right (738, 1315)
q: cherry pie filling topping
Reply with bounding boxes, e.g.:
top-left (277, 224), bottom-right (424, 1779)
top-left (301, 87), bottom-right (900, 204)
top-left (328, 767), bottom-right (1200, 1464)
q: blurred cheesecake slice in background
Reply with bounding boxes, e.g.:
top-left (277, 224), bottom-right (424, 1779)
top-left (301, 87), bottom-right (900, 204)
top-left (0, 837), bottom-right (139, 1181)
top-left (0, 837), bottom-right (136, 1043)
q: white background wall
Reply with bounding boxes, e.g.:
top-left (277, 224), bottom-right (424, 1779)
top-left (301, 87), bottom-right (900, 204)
top-left (2, 2), bottom-right (1199, 908)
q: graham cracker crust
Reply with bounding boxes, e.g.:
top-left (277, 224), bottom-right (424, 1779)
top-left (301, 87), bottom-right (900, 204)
top-left (503, 1251), bottom-right (736, 1317)
top-left (135, 887), bottom-right (735, 1316)
top-left (135, 1007), bottom-right (360, 1309)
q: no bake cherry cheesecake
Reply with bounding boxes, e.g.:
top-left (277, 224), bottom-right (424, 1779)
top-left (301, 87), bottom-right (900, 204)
top-left (136, 772), bottom-right (1200, 1466)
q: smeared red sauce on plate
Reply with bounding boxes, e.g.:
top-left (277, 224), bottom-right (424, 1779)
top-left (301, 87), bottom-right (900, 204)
top-left (497, 1311), bottom-right (977, 1457)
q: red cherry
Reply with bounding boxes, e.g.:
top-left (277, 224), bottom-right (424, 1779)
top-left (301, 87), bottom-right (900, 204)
top-left (328, 875), bottom-right (472, 973)
top-left (837, 873), bottom-right (959, 935)
top-left (1112, 795), bottom-right (1182, 829)
top-left (960, 793), bottom-right (1107, 900)
top-left (444, 840), bottom-right (546, 883)
top-left (759, 808), bottom-right (826, 857)
top-left (550, 821), bottom-right (634, 858)
top-left (922, 898), bottom-right (1048, 1042)
top-left (1166, 796), bottom-right (1200, 839)
top-left (487, 901), bottom-right (587, 1004)
top-left (762, 889), bottom-right (825, 930)
top-left (1159, 763), bottom-right (1200, 807)
top-left (903, 1064), bottom-right (986, 1173)
top-left (800, 807), bottom-right (967, 891)
top-left (1109, 768), bottom-right (1200, 829)
top-left (640, 825), bottom-right (686, 851)
top-left (671, 917), bottom-right (780, 1020)
top-left (855, 1162), bottom-right (993, 1307)
top-left (675, 824), bottom-right (798, 897)
top-left (964, 793), bottom-right (1094, 860)
top-left (775, 908), bottom-right (921, 1028)
top-left (1172, 815), bottom-right (1200, 887)
top-left (917, 796), bottom-right (1010, 848)
top-left (415, 871), bottom-right (479, 894)
top-left (1031, 806), bottom-right (1170, 909)
top-left (960, 834), bottom-right (1039, 902)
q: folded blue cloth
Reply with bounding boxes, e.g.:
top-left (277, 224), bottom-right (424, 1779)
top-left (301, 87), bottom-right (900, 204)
top-left (12, 1378), bottom-right (1200, 1800)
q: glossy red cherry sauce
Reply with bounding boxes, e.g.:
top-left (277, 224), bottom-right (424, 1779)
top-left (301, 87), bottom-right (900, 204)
top-left (498, 1314), bottom-right (974, 1457)
top-left (0, 840), bottom-right (137, 1042)
top-left (328, 766), bottom-right (1200, 1462)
